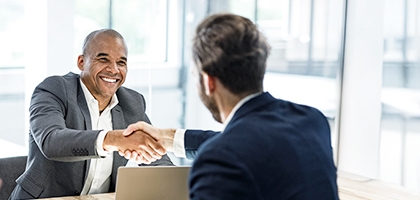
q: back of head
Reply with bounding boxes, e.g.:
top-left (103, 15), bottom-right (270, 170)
top-left (192, 13), bottom-right (270, 95)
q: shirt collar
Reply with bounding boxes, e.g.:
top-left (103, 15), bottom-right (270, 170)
top-left (79, 79), bottom-right (119, 111)
top-left (222, 92), bottom-right (263, 131)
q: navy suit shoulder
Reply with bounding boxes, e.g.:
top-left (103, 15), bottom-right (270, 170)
top-left (189, 92), bottom-right (338, 200)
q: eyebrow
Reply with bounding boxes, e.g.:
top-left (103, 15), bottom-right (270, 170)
top-left (96, 53), bottom-right (127, 61)
top-left (96, 53), bottom-right (109, 57)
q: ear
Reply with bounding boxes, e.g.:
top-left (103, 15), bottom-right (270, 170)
top-left (202, 72), bottom-right (216, 96)
top-left (77, 55), bottom-right (84, 71)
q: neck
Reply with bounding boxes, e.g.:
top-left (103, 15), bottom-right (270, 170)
top-left (97, 97), bottom-right (111, 113)
top-left (216, 91), bottom-right (250, 123)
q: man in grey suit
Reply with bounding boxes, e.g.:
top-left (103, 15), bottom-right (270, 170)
top-left (9, 29), bottom-right (173, 199)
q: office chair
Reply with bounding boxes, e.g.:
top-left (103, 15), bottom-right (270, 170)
top-left (0, 156), bottom-right (27, 199)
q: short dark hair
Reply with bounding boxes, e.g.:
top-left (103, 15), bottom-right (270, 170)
top-left (82, 29), bottom-right (127, 55)
top-left (192, 13), bottom-right (270, 95)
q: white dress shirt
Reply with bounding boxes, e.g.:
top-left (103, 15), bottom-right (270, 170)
top-left (173, 92), bottom-right (262, 157)
top-left (79, 80), bottom-right (118, 195)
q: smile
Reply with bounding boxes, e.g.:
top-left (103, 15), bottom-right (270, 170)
top-left (101, 77), bottom-right (118, 83)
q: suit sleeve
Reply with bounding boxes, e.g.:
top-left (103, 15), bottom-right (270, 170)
top-left (30, 76), bottom-right (100, 162)
top-left (189, 145), bottom-right (260, 199)
top-left (184, 130), bottom-right (219, 159)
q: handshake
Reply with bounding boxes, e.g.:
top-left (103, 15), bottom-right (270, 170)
top-left (102, 122), bottom-right (175, 164)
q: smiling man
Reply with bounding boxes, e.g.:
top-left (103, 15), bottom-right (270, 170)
top-left (8, 29), bottom-right (173, 199)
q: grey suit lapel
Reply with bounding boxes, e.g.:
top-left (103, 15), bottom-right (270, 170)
top-left (111, 105), bottom-right (125, 129)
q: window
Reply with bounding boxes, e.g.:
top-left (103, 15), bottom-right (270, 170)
top-left (380, 0), bottom-right (420, 192)
top-left (74, 0), bottom-right (169, 64)
top-left (0, 0), bottom-right (26, 157)
top-left (226, 0), bottom-right (345, 154)
top-left (0, 0), bottom-right (25, 69)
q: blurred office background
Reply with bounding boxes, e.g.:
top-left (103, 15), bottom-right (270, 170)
top-left (0, 0), bottom-right (419, 194)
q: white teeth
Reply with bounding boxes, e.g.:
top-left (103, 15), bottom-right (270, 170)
top-left (102, 77), bottom-right (117, 83)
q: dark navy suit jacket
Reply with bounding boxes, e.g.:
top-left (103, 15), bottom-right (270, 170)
top-left (186, 92), bottom-right (339, 199)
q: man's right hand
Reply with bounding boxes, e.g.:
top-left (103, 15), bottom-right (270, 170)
top-left (121, 122), bottom-right (177, 163)
top-left (103, 129), bottom-right (166, 164)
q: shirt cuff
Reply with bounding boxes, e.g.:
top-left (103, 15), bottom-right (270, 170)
top-left (96, 130), bottom-right (111, 157)
top-left (173, 129), bottom-right (186, 158)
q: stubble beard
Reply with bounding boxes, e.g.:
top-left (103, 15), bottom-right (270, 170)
top-left (198, 80), bottom-right (222, 123)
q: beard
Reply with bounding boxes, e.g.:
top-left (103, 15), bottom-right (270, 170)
top-left (198, 76), bottom-right (222, 123)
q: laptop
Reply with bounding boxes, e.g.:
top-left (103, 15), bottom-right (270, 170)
top-left (115, 166), bottom-right (191, 200)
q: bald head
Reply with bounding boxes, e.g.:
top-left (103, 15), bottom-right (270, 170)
top-left (82, 29), bottom-right (128, 56)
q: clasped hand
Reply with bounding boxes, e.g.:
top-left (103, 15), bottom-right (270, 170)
top-left (115, 122), bottom-right (175, 164)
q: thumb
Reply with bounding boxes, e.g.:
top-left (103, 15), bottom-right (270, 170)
top-left (122, 122), bottom-right (145, 136)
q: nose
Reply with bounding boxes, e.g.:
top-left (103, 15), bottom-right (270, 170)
top-left (107, 62), bottom-right (119, 74)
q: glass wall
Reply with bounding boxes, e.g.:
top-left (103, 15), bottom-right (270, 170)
top-left (0, 0), bottom-right (26, 157)
top-left (222, 0), bottom-right (344, 152)
top-left (74, 0), bottom-right (168, 63)
top-left (380, 0), bottom-right (420, 192)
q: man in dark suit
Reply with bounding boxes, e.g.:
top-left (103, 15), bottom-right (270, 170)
top-left (124, 13), bottom-right (339, 199)
top-left (9, 29), bottom-right (173, 199)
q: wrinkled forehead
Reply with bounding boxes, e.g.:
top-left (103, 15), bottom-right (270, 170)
top-left (86, 33), bottom-right (128, 57)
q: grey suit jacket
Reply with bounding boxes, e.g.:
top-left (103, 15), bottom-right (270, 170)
top-left (9, 72), bottom-right (173, 199)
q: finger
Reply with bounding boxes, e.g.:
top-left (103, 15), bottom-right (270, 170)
top-left (123, 121), bottom-right (146, 136)
top-left (136, 156), bottom-right (148, 164)
top-left (145, 139), bottom-right (166, 157)
top-left (139, 153), bottom-right (154, 164)
top-left (147, 140), bottom-right (166, 156)
top-left (135, 154), bottom-right (143, 163)
top-left (134, 133), bottom-right (166, 156)
top-left (147, 144), bottom-right (164, 159)
top-left (124, 122), bottom-right (158, 139)
top-left (138, 150), bottom-right (156, 163)
top-left (136, 122), bottom-right (160, 140)
top-left (130, 151), bottom-right (139, 160)
top-left (118, 150), bottom-right (125, 157)
top-left (135, 154), bottom-right (151, 164)
top-left (124, 151), bottom-right (132, 160)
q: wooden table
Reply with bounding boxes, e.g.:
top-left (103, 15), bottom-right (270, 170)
top-left (337, 171), bottom-right (420, 199)
top-left (42, 171), bottom-right (420, 200)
